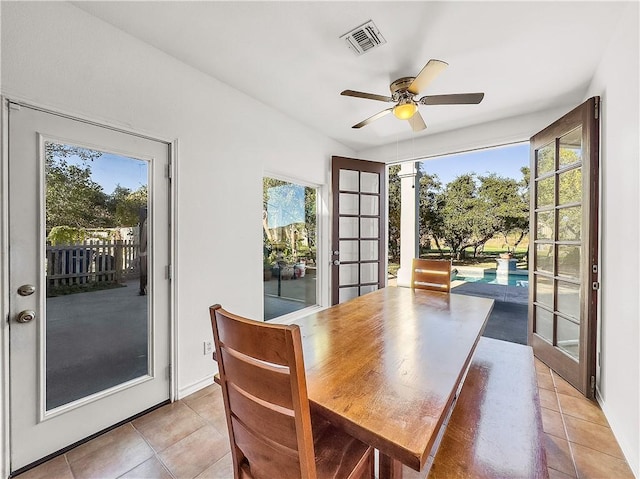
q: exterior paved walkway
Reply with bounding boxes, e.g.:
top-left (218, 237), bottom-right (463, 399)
top-left (46, 280), bottom-right (148, 409)
top-left (450, 266), bottom-right (529, 344)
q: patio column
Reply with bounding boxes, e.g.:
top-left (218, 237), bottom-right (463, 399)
top-left (395, 161), bottom-right (420, 287)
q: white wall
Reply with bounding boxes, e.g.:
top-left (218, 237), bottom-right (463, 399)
top-left (0, 2), bottom-right (354, 473)
top-left (586, 3), bottom-right (639, 475)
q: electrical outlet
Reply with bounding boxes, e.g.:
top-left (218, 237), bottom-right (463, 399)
top-left (204, 340), bottom-right (213, 355)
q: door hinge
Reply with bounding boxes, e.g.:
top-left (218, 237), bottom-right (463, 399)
top-left (166, 365), bottom-right (172, 381)
top-left (592, 281), bottom-right (600, 290)
top-left (590, 375), bottom-right (596, 396)
top-left (166, 264), bottom-right (172, 280)
top-left (165, 163), bottom-right (172, 180)
top-left (594, 99), bottom-right (599, 120)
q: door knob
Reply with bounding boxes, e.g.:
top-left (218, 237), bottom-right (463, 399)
top-left (17, 284), bottom-right (36, 296)
top-left (333, 260), bottom-right (340, 266)
top-left (16, 310), bottom-right (36, 323)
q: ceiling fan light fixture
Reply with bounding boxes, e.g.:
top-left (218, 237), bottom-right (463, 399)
top-left (393, 101), bottom-right (417, 120)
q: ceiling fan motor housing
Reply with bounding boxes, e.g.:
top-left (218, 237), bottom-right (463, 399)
top-left (390, 77), bottom-right (416, 99)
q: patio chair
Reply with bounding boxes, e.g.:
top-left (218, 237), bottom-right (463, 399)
top-left (209, 305), bottom-right (375, 479)
top-left (410, 258), bottom-right (452, 292)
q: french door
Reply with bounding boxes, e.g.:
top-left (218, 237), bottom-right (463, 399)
top-left (331, 156), bottom-right (386, 305)
top-left (529, 97), bottom-right (599, 397)
top-left (8, 103), bottom-right (171, 470)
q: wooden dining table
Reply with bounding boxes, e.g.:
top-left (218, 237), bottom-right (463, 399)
top-left (294, 286), bottom-right (494, 479)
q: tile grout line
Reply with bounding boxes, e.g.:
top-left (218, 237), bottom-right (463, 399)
top-left (129, 420), bottom-right (177, 479)
top-left (550, 399), bottom-right (632, 463)
top-left (550, 369), bottom-right (580, 479)
top-left (63, 452), bottom-right (76, 479)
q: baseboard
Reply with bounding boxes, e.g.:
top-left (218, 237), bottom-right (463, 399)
top-left (178, 375), bottom-right (216, 400)
top-left (596, 391), bottom-right (639, 478)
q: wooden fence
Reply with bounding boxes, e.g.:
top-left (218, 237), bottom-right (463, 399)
top-left (46, 240), bottom-right (140, 288)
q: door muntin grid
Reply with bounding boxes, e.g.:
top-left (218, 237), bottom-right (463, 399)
top-left (533, 126), bottom-right (583, 361)
top-left (338, 168), bottom-right (380, 301)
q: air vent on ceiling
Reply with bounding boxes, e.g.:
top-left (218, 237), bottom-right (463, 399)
top-left (340, 20), bottom-right (386, 56)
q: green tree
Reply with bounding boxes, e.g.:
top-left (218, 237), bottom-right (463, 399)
top-left (437, 173), bottom-right (495, 259)
top-left (47, 225), bottom-right (88, 245)
top-left (45, 143), bottom-right (110, 232)
top-left (108, 185), bottom-right (148, 227)
top-left (508, 166), bottom-right (531, 251)
top-left (478, 173), bottom-right (529, 253)
top-left (304, 186), bottom-right (317, 262)
top-left (418, 169), bottom-right (444, 254)
top-left (388, 165), bottom-right (401, 261)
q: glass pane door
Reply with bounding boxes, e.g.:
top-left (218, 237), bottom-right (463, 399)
top-left (532, 129), bottom-right (582, 360)
top-left (529, 97), bottom-right (599, 397)
top-left (332, 157), bottom-right (386, 305)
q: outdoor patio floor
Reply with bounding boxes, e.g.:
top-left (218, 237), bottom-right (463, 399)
top-left (263, 268), bottom-right (316, 320)
top-left (450, 268), bottom-right (529, 344)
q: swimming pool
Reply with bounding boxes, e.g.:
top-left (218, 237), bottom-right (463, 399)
top-left (453, 271), bottom-right (529, 287)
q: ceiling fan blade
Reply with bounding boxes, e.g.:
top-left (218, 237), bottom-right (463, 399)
top-left (408, 111), bottom-right (427, 132)
top-left (419, 93), bottom-right (485, 105)
top-left (341, 90), bottom-right (393, 103)
top-left (408, 59), bottom-right (448, 95)
top-left (352, 108), bottom-right (393, 129)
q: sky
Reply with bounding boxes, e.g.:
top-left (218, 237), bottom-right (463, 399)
top-left (420, 142), bottom-right (529, 185)
top-left (66, 152), bottom-right (148, 194)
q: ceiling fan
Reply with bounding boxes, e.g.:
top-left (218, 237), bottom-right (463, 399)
top-left (341, 59), bottom-right (484, 131)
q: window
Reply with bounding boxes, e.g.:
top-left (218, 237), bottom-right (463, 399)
top-left (263, 177), bottom-right (317, 320)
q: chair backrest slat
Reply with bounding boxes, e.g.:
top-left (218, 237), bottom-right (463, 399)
top-left (227, 382), bottom-right (298, 451)
top-left (214, 307), bottom-right (290, 365)
top-left (232, 416), bottom-right (302, 479)
top-left (209, 305), bottom-right (317, 479)
top-left (411, 258), bottom-right (452, 292)
top-left (220, 347), bottom-right (293, 409)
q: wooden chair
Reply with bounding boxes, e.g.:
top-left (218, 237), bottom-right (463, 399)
top-left (410, 258), bottom-right (452, 292)
top-left (209, 305), bottom-right (374, 479)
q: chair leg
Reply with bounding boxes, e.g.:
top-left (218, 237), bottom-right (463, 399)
top-left (379, 453), bottom-right (403, 479)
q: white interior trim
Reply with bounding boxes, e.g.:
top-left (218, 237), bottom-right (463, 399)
top-left (170, 138), bottom-right (179, 402)
top-left (1, 97), bottom-right (12, 479)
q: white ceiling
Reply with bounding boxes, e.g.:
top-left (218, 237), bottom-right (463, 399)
top-left (73, 1), bottom-right (628, 152)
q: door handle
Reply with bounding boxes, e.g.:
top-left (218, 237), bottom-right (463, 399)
top-left (333, 260), bottom-right (340, 266)
top-left (16, 310), bottom-right (36, 324)
top-left (17, 284), bottom-right (36, 296)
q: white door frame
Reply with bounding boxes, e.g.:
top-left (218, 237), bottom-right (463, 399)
top-left (0, 96), bottom-right (178, 478)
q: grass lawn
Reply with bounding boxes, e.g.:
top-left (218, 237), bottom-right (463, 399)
top-left (388, 247), bottom-right (529, 277)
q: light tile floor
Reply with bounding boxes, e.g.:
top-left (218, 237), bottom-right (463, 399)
top-left (535, 359), bottom-right (635, 479)
top-left (18, 363), bottom-right (636, 479)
